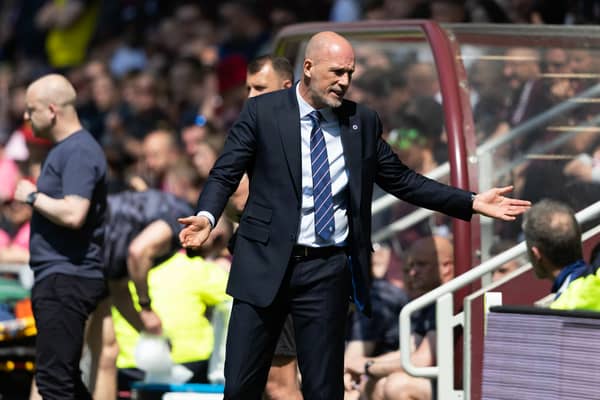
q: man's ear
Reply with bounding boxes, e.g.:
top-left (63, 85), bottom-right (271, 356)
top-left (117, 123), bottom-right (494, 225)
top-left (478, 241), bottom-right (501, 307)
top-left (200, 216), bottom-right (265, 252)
top-left (283, 79), bottom-right (293, 89)
top-left (303, 59), bottom-right (313, 79)
top-left (47, 103), bottom-right (58, 122)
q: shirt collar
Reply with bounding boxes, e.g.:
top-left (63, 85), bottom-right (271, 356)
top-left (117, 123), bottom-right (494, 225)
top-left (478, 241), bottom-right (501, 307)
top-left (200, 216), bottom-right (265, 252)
top-left (552, 259), bottom-right (592, 297)
top-left (295, 83), bottom-right (334, 123)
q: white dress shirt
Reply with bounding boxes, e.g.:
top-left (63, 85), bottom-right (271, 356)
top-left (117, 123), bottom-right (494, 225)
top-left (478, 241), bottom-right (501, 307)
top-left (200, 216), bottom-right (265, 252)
top-left (295, 84), bottom-right (349, 247)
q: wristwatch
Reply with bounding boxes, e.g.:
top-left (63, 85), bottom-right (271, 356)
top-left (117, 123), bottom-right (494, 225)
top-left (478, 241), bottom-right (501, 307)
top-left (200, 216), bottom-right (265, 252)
top-left (25, 191), bottom-right (39, 207)
top-left (364, 360), bottom-right (375, 377)
top-left (138, 298), bottom-right (152, 310)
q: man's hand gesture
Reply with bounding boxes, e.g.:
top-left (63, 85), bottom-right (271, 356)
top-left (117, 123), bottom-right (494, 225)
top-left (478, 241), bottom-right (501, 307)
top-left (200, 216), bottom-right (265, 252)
top-left (178, 215), bottom-right (212, 250)
top-left (473, 186), bottom-right (531, 221)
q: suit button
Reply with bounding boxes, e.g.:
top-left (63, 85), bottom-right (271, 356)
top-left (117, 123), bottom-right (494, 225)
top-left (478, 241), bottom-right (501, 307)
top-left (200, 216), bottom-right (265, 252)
top-left (289, 234), bottom-right (296, 241)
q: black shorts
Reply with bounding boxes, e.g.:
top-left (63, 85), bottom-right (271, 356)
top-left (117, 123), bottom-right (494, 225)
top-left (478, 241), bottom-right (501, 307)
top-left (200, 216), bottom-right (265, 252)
top-left (274, 315), bottom-right (296, 357)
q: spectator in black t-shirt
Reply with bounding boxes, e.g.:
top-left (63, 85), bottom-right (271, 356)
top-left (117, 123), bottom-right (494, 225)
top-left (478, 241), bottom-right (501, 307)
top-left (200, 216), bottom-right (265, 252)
top-left (14, 74), bottom-right (108, 400)
top-left (344, 236), bottom-right (454, 400)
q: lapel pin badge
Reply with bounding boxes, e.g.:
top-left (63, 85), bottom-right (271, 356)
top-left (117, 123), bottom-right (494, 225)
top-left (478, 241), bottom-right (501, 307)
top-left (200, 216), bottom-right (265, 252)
top-left (352, 124), bottom-right (358, 131)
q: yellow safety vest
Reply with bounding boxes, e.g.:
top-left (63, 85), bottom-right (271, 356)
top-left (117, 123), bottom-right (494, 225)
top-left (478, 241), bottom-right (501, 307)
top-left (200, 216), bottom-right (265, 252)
top-left (551, 268), bottom-right (600, 312)
top-left (112, 252), bottom-right (230, 368)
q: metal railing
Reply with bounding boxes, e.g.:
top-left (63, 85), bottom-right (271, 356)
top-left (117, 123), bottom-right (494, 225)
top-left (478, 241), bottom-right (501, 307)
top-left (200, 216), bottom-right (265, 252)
top-left (399, 200), bottom-right (600, 400)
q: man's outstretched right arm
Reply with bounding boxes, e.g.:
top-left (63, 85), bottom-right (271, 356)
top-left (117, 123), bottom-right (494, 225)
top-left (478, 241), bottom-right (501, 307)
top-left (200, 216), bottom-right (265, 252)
top-left (178, 215), bottom-right (212, 250)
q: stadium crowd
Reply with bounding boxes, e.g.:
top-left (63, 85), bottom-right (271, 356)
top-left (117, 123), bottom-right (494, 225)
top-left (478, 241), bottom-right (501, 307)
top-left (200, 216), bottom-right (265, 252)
top-left (1, 1), bottom-right (600, 399)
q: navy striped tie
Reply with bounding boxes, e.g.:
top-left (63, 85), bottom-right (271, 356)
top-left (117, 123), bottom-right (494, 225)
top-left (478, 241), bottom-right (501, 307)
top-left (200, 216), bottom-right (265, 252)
top-left (308, 111), bottom-right (335, 241)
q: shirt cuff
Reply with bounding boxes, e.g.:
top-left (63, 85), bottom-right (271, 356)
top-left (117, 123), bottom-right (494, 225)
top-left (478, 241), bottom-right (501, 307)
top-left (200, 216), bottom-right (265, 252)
top-left (196, 211), bottom-right (215, 228)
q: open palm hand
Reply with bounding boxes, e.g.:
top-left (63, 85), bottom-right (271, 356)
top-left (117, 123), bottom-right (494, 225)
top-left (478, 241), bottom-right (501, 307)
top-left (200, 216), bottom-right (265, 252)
top-left (473, 186), bottom-right (531, 221)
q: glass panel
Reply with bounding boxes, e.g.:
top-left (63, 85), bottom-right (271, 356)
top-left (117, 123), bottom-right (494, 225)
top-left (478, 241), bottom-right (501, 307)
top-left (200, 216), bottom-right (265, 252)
top-left (448, 25), bottom-right (600, 262)
top-left (349, 39), bottom-right (452, 289)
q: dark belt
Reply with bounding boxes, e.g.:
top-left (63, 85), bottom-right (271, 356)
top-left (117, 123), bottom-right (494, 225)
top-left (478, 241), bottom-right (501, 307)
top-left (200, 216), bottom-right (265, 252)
top-left (290, 245), bottom-right (346, 261)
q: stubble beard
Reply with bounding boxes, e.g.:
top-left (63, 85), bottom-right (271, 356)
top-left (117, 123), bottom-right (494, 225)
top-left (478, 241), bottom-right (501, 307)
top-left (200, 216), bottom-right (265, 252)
top-left (309, 86), bottom-right (343, 109)
top-left (321, 90), bottom-right (343, 108)
top-left (325, 97), bottom-right (342, 108)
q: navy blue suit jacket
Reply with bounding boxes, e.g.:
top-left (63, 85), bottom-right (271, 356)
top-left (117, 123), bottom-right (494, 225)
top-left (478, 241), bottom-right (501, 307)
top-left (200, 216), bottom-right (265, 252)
top-left (196, 86), bottom-right (473, 315)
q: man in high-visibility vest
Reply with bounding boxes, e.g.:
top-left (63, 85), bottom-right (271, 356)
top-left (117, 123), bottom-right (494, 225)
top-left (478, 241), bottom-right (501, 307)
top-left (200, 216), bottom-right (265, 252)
top-left (522, 199), bottom-right (600, 310)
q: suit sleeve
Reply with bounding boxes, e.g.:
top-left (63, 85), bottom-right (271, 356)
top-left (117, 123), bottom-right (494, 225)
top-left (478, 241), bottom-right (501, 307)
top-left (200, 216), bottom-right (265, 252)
top-left (372, 113), bottom-right (473, 221)
top-left (196, 98), bottom-right (257, 221)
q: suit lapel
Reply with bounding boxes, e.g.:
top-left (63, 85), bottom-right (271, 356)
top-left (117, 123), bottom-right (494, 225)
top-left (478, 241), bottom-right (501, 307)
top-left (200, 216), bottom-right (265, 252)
top-left (276, 88), bottom-right (302, 201)
top-left (337, 102), bottom-right (362, 212)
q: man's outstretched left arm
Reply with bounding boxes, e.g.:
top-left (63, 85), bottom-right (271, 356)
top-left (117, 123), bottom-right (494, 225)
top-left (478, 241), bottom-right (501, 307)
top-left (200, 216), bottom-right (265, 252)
top-left (472, 186), bottom-right (531, 221)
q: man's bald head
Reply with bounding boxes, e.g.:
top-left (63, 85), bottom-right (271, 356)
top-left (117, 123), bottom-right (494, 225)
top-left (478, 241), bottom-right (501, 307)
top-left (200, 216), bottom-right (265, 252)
top-left (299, 31), bottom-right (355, 109)
top-left (304, 31), bottom-right (354, 63)
top-left (24, 74), bottom-right (81, 140)
top-left (27, 74), bottom-right (77, 109)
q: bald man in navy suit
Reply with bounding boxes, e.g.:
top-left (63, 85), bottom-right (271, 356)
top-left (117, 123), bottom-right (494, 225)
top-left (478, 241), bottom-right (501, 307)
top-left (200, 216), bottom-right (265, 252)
top-left (179, 31), bottom-right (531, 400)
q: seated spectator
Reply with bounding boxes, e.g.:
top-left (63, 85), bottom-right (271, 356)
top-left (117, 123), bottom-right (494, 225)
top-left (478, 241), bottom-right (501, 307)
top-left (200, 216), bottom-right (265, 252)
top-left (503, 47), bottom-right (551, 129)
top-left (344, 236), bottom-right (454, 400)
top-left (523, 199), bottom-right (600, 311)
top-left (344, 275), bottom-right (409, 400)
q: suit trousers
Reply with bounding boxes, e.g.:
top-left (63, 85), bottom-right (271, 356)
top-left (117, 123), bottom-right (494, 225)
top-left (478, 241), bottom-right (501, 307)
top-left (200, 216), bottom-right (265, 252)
top-left (223, 250), bottom-right (351, 400)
